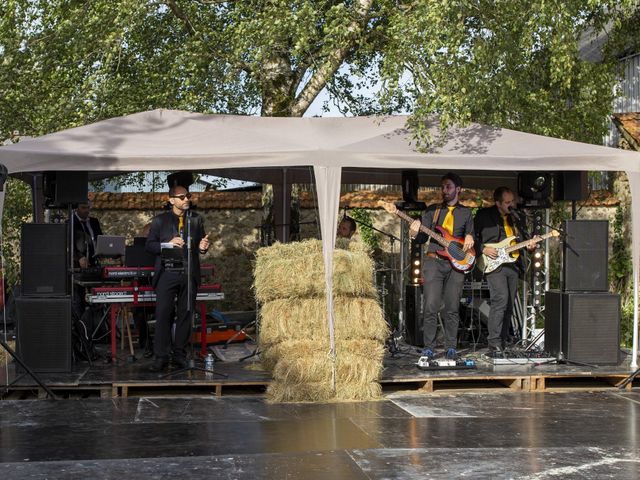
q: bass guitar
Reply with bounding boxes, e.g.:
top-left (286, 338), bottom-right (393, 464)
top-left (477, 230), bottom-right (560, 274)
top-left (378, 201), bottom-right (475, 272)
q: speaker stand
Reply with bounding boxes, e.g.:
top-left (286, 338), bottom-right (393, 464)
top-left (0, 338), bottom-right (58, 399)
top-left (618, 366), bottom-right (640, 389)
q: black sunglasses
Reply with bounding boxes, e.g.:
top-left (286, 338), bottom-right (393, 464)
top-left (171, 193), bottom-right (192, 200)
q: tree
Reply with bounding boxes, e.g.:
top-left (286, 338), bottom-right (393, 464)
top-left (2, 0), bottom-right (636, 141)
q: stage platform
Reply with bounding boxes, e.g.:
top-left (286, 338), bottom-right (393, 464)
top-left (1, 342), bottom-right (638, 399)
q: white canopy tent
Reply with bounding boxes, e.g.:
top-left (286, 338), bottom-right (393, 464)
top-left (1, 109), bottom-right (639, 370)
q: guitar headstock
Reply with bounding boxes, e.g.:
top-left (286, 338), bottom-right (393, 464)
top-left (550, 230), bottom-right (560, 238)
top-left (377, 200), bottom-right (399, 215)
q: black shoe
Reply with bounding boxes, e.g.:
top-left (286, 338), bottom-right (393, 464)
top-left (148, 358), bottom-right (169, 372)
top-left (487, 345), bottom-right (504, 357)
top-left (172, 356), bottom-right (188, 369)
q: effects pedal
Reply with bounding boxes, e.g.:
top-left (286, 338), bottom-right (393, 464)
top-left (416, 356), bottom-right (476, 371)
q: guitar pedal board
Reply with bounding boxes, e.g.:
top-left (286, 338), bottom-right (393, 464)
top-left (416, 356), bottom-right (476, 371)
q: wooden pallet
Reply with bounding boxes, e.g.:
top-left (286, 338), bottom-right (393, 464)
top-left (111, 380), bottom-right (269, 398)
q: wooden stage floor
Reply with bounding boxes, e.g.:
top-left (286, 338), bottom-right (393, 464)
top-left (2, 342), bottom-right (638, 399)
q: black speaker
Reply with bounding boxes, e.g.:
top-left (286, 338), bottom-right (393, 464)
top-left (16, 296), bottom-right (72, 372)
top-left (545, 290), bottom-right (620, 365)
top-left (21, 223), bottom-right (69, 296)
top-left (518, 172), bottom-right (552, 199)
top-left (554, 171), bottom-right (589, 201)
top-left (401, 170), bottom-right (419, 202)
top-left (167, 171), bottom-right (194, 190)
top-left (405, 285), bottom-right (423, 347)
top-left (562, 220), bottom-right (608, 292)
top-left (43, 171), bottom-right (88, 207)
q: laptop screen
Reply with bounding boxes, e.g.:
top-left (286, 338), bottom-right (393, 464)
top-left (95, 235), bottom-right (126, 257)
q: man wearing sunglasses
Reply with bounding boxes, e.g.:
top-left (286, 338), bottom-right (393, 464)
top-left (145, 185), bottom-right (210, 372)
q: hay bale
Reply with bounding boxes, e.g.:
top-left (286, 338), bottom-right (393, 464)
top-left (254, 239), bottom-right (378, 303)
top-left (0, 341), bottom-right (14, 367)
top-left (335, 381), bottom-right (382, 401)
top-left (258, 297), bottom-right (389, 346)
top-left (267, 380), bottom-right (335, 403)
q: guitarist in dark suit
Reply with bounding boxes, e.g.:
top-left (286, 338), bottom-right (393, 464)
top-left (474, 186), bottom-right (537, 353)
top-left (145, 185), bottom-right (210, 372)
top-left (409, 172), bottom-right (475, 360)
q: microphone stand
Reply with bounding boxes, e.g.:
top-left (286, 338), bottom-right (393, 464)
top-left (163, 209), bottom-right (226, 379)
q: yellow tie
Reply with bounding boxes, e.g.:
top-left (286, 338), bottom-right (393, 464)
top-left (178, 216), bottom-right (184, 238)
top-left (442, 206), bottom-right (455, 235)
top-left (503, 214), bottom-right (519, 260)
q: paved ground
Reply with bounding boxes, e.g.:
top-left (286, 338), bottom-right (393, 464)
top-left (0, 390), bottom-right (639, 479)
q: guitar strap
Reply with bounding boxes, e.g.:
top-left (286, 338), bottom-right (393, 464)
top-left (424, 206), bottom-right (441, 251)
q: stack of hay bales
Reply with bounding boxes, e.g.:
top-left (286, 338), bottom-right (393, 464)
top-left (254, 239), bottom-right (389, 402)
top-left (0, 341), bottom-right (14, 368)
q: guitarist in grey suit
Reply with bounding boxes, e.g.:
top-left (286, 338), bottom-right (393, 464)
top-left (474, 187), bottom-right (537, 353)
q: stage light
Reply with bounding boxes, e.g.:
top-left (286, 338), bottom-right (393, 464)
top-left (414, 268), bottom-right (420, 275)
top-left (534, 261), bottom-right (542, 268)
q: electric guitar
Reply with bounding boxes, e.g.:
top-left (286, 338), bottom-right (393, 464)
top-left (477, 230), bottom-right (560, 274)
top-left (378, 201), bottom-right (476, 272)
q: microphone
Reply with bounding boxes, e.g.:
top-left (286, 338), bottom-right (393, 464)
top-left (342, 205), bottom-right (349, 219)
top-left (508, 206), bottom-right (522, 220)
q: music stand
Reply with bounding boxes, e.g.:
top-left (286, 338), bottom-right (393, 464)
top-left (162, 212), bottom-right (226, 379)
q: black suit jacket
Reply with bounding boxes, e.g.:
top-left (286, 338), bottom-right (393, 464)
top-left (474, 205), bottom-right (529, 272)
top-left (71, 214), bottom-right (103, 266)
top-left (145, 211), bottom-right (206, 287)
top-left (414, 202), bottom-right (474, 254)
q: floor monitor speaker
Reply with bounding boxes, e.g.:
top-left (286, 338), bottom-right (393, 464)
top-left (562, 220), bottom-right (608, 292)
top-left (16, 296), bottom-right (72, 372)
top-left (21, 223), bottom-right (69, 296)
top-left (545, 290), bottom-right (620, 365)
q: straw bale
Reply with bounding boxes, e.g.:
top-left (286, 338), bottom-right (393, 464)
top-left (335, 340), bottom-right (385, 384)
top-left (254, 239), bottom-right (377, 303)
top-left (0, 341), bottom-right (14, 366)
top-left (272, 353), bottom-right (332, 384)
top-left (267, 380), bottom-right (335, 403)
top-left (335, 381), bottom-right (382, 401)
top-left (258, 297), bottom-right (389, 346)
top-left (259, 339), bottom-right (328, 372)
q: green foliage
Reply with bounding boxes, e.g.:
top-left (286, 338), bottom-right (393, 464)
top-left (349, 207), bottom-right (380, 251)
top-left (2, 177), bottom-right (32, 289)
top-left (380, 0), bottom-right (638, 146)
top-left (609, 204), bottom-right (632, 294)
top-left (547, 202), bottom-right (571, 290)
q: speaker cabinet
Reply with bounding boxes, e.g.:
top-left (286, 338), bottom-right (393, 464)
top-left (562, 220), bottom-right (608, 292)
top-left (554, 171), bottom-right (588, 201)
top-left (545, 290), bottom-right (620, 365)
top-left (16, 296), bottom-right (72, 372)
top-left (401, 170), bottom-right (419, 202)
top-left (21, 223), bottom-right (69, 296)
top-left (405, 285), bottom-right (423, 347)
top-left (43, 171), bottom-right (88, 207)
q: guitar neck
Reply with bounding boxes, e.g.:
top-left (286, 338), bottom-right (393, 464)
top-left (505, 231), bottom-right (554, 253)
top-left (395, 209), bottom-right (449, 246)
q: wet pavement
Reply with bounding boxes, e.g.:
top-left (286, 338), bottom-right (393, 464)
top-left (0, 391), bottom-right (639, 479)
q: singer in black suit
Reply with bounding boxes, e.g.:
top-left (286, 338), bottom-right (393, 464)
top-left (474, 186), bottom-right (537, 353)
top-left (145, 185), bottom-right (210, 372)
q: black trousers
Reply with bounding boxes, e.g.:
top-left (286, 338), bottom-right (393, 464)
top-left (153, 271), bottom-right (197, 360)
top-left (486, 264), bottom-right (519, 348)
top-left (422, 257), bottom-right (465, 350)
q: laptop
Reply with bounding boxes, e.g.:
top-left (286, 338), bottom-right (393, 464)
top-left (95, 235), bottom-right (126, 257)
